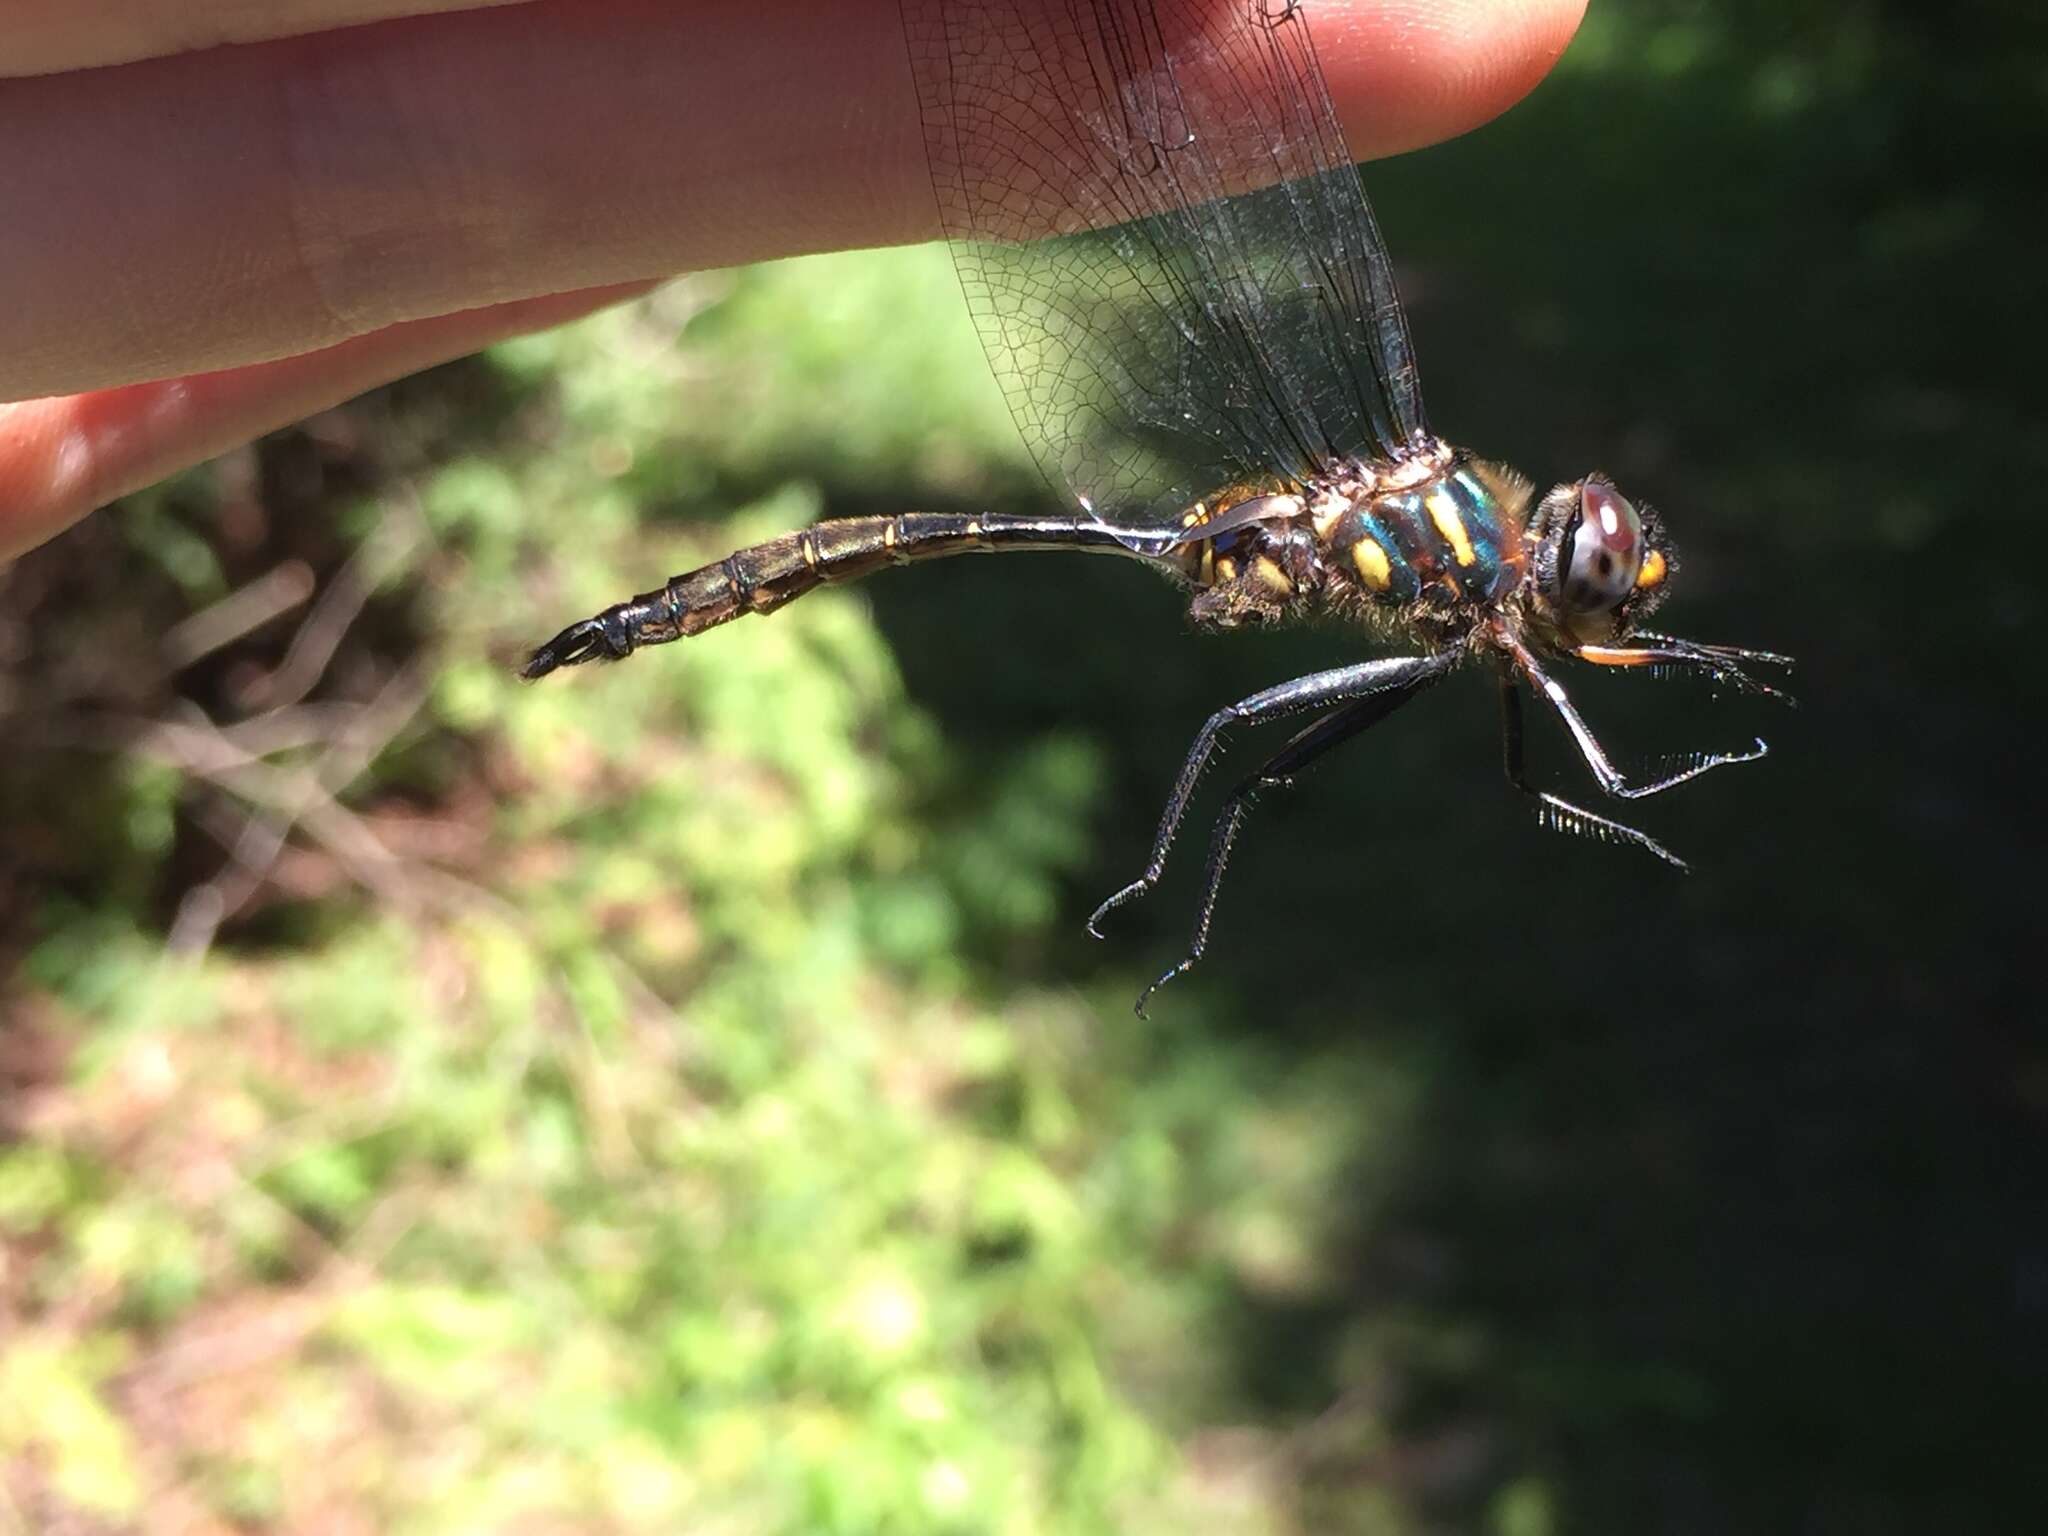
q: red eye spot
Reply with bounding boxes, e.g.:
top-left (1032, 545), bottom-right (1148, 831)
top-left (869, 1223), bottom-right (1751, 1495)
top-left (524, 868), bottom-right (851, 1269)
top-left (1582, 482), bottom-right (1638, 555)
top-left (1560, 481), bottom-right (1647, 615)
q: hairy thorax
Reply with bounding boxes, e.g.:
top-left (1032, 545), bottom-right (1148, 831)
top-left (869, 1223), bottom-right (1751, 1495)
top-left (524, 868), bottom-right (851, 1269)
top-left (1171, 440), bottom-right (1535, 644)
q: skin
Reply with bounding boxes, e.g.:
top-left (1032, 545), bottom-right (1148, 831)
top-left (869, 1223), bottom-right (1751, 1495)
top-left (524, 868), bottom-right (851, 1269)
top-left (0, 0), bottom-right (1587, 560)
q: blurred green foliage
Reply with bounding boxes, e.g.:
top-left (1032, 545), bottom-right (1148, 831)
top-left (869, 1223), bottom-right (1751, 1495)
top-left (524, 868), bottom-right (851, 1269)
top-left (3, 2), bottom-right (2041, 1532)
top-left (4, 212), bottom-right (1415, 1536)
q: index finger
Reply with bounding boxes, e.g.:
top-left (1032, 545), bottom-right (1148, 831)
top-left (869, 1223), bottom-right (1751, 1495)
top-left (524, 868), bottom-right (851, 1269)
top-left (0, 0), bottom-right (1586, 400)
top-left (0, 0), bottom-right (538, 76)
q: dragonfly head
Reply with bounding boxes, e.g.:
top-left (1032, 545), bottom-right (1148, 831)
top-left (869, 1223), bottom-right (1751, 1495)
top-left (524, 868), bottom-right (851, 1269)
top-left (1524, 475), bottom-right (1674, 647)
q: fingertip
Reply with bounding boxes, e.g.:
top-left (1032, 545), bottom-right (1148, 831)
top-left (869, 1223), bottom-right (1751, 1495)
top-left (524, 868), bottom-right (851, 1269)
top-left (1315, 0), bottom-right (1589, 160)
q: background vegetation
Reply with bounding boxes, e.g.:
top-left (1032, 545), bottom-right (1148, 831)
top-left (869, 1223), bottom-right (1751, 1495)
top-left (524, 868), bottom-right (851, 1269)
top-left (3, 1), bottom-right (2039, 1531)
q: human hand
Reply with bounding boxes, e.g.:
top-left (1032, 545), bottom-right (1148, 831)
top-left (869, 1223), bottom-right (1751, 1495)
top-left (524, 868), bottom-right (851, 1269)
top-left (0, 0), bottom-right (1584, 560)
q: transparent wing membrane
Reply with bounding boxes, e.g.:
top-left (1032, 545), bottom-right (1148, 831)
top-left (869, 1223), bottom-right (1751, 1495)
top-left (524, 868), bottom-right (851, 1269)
top-left (902, 0), bottom-right (1431, 523)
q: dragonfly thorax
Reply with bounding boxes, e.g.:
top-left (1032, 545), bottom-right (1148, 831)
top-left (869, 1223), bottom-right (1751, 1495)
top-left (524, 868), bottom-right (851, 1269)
top-left (1318, 456), bottom-right (1531, 619)
top-left (1173, 450), bottom-right (1546, 638)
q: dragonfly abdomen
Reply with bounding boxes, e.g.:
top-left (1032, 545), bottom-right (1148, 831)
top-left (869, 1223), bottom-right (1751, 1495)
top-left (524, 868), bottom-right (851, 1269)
top-left (520, 511), bottom-right (1172, 677)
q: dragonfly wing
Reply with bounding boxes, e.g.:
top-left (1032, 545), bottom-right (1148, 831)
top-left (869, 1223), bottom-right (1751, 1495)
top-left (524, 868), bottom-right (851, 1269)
top-left (902, 0), bottom-right (1432, 523)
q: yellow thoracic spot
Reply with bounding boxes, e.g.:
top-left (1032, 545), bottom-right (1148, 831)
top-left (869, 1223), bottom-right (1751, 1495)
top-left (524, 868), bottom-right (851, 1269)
top-left (1310, 490), bottom-right (1350, 539)
top-left (1426, 487), bottom-right (1477, 567)
top-left (1213, 555), bottom-right (1239, 582)
top-left (1350, 536), bottom-right (1393, 591)
top-left (1636, 548), bottom-right (1668, 589)
top-left (1253, 556), bottom-right (1293, 595)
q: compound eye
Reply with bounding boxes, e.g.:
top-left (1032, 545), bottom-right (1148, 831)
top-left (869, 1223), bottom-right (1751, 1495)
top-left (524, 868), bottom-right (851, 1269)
top-left (1560, 480), bottom-right (1644, 613)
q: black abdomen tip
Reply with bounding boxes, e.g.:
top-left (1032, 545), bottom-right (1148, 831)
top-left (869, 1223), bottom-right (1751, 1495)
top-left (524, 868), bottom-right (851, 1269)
top-left (517, 646), bottom-right (564, 681)
top-left (518, 615), bottom-right (629, 680)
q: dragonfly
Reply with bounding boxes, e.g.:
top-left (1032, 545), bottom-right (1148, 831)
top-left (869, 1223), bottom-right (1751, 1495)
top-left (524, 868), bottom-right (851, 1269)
top-left (522, 0), bottom-right (1791, 1013)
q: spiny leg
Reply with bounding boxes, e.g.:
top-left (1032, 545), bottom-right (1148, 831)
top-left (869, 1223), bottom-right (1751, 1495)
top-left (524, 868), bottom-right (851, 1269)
top-left (1089, 651), bottom-right (1459, 939)
top-left (1577, 632), bottom-right (1795, 704)
top-left (1497, 674), bottom-right (1687, 870)
top-left (1134, 684), bottom-right (1433, 1016)
top-left (1494, 627), bottom-right (1768, 800)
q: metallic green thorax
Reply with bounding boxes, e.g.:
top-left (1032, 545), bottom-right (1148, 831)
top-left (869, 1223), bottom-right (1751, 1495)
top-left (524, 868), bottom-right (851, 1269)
top-left (1322, 459), bottom-right (1526, 610)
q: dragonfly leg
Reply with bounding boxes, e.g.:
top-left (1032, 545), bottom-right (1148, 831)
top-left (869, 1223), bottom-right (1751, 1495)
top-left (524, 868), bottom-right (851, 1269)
top-left (1577, 632), bottom-right (1795, 703)
top-left (1090, 651), bottom-right (1457, 941)
top-left (1133, 686), bottom-right (1431, 1016)
top-left (1495, 627), bottom-right (1768, 800)
top-left (1496, 673), bottom-right (1686, 870)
